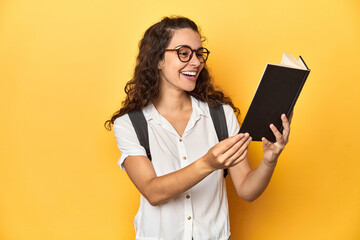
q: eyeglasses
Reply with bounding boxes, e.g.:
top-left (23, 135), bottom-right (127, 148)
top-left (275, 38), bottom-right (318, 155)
top-left (165, 45), bottom-right (210, 63)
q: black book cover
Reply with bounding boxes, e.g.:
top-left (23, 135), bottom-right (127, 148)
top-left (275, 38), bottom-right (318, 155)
top-left (239, 61), bottom-right (310, 142)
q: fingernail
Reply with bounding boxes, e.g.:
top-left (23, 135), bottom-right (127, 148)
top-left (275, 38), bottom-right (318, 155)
top-left (245, 132), bottom-right (249, 137)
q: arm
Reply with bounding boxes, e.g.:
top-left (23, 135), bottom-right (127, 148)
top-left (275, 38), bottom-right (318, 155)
top-left (123, 133), bottom-right (252, 206)
top-left (228, 156), bottom-right (277, 202)
top-left (229, 113), bottom-right (292, 202)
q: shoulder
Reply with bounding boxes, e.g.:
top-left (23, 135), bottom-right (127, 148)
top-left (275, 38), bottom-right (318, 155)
top-left (222, 104), bottom-right (236, 116)
top-left (113, 113), bottom-right (138, 141)
top-left (195, 98), bottom-right (211, 115)
top-left (113, 113), bottom-right (132, 129)
top-left (191, 96), bottom-right (235, 119)
top-left (112, 112), bottom-right (148, 169)
top-left (217, 103), bottom-right (240, 137)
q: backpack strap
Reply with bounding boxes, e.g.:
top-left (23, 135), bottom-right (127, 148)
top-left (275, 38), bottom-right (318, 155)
top-left (209, 104), bottom-right (229, 178)
top-left (128, 110), bottom-right (152, 161)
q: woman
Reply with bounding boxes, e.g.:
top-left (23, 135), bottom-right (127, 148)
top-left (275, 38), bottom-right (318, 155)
top-left (105, 16), bottom-right (291, 240)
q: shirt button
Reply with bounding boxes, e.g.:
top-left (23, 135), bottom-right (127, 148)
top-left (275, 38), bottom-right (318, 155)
top-left (179, 138), bottom-right (182, 142)
top-left (186, 194), bottom-right (190, 199)
top-left (182, 156), bottom-right (187, 160)
top-left (187, 216), bottom-right (191, 220)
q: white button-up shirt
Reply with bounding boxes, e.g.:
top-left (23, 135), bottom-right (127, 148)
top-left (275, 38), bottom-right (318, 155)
top-left (113, 96), bottom-right (239, 240)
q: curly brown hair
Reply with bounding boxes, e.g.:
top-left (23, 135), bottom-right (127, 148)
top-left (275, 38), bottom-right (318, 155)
top-left (105, 16), bottom-right (240, 130)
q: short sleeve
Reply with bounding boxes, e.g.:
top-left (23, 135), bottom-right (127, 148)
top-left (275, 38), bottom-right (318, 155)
top-left (223, 104), bottom-right (240, 137)
top-left (113, 114), bottom-right (147, 170)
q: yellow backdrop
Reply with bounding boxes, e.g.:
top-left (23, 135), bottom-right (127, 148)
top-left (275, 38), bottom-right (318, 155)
top-left (1, 0), bottom-right (359, 239)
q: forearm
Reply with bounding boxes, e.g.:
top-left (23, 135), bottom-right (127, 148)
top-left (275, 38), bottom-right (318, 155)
top-left (143, 157), bottom-right (213, 206)
top-left (126, 133), bottom-right (250, 206)
top-left (237, 158), bottom-right (278, 202)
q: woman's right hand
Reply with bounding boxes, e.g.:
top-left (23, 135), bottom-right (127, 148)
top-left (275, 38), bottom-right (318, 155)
top-left (202, 133), bottom-right (252, 171)
top-left (124, 133), bottom-right (251, 206)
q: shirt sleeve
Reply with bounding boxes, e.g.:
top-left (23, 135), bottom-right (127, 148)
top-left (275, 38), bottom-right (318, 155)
top-left (223, 104), bottom-right (240, 137)
top-left (113, 114), bottom-right (147, 170)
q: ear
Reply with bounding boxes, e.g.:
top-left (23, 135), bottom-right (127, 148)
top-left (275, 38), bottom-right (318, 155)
top-left (158, 59), bottom-right (165, 70)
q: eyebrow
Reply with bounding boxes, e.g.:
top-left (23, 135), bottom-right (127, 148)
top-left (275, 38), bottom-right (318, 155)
top-left (174, 45), bottom-right (204, 50)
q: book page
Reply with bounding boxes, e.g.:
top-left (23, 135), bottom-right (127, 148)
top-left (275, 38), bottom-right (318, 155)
top-left (281, 53), bottom-right (306, 70)
top-left (298, 56), bottom-right (308, 69)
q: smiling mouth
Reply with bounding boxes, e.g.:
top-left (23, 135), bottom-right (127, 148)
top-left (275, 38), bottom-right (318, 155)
top-left (180, 71), bottom-right (197, 77)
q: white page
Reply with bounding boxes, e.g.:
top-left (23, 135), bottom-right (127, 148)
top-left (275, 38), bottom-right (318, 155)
top-left (298, 57), bottom-right (308, 69)
top-left (281, 53), bottom-right (306, 69)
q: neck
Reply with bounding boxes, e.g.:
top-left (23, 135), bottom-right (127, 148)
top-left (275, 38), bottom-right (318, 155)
top-left (153, 88), bottom-right (192, 115)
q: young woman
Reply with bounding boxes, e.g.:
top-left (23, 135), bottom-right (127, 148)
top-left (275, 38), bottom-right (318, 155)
top-left (105, 16), bottom-right (292, 240)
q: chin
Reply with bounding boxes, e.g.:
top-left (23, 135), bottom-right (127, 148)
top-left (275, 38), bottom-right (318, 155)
top-left (183, 83), bottom-right (196, 92)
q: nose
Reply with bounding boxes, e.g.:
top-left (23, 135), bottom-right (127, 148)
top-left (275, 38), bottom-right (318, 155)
top-left (189, 52), bottom-right (201, 66)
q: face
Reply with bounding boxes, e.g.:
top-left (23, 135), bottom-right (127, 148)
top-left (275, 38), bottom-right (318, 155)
top-left (158, 28), bottom-right (205, 93)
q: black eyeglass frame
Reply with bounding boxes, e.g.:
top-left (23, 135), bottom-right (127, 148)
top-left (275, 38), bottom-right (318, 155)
top-left (164, 45), bottom-right (210, 63)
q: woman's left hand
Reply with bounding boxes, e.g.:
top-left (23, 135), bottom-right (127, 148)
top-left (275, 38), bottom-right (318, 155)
top-left (262, 112), bottom-right (293, 165)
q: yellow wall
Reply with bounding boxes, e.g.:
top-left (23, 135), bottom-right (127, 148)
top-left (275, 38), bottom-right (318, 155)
top-left (1, 0), bottom-right (359, 239)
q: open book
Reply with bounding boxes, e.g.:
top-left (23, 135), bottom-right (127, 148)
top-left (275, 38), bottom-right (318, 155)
top-left (239, 53), bottom-right (310, 142)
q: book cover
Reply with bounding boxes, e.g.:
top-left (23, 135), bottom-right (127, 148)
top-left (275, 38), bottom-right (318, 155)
top-left (239, 53), bottom-right (310, 142)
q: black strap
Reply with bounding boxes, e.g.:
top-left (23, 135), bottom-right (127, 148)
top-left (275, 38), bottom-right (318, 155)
top-left (209, 105), bottom-right (229, 178)
top-left (128, 110), bottom-right (152, 161)
top-left (128, 104), bottom-right (229, 177)
top-left (209, 105), bottom-right (229, 142)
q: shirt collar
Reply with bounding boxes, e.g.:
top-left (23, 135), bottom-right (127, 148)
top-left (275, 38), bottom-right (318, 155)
top-left (143, 96), bottom-right (209, 125)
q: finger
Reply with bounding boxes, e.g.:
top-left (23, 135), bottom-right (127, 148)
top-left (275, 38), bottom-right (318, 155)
top-left (262, 136), bottom-right (283, 154)
top-left (216, 133), bottom-right (245, 155)
top-left (229, 137), bottom-right (252, 166)
top-left (222, 133), bottom-right (250, 160)
top-left (227, 135), bottom-right (251, 163)
top-left (262, 137), bottom-right (273, 148)
top-left (281, 114), bottom-right (290, 141)
top-left (229, 148), bottom-right (248, 167)
top-left (269, 124), bottom-right (284, 143)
